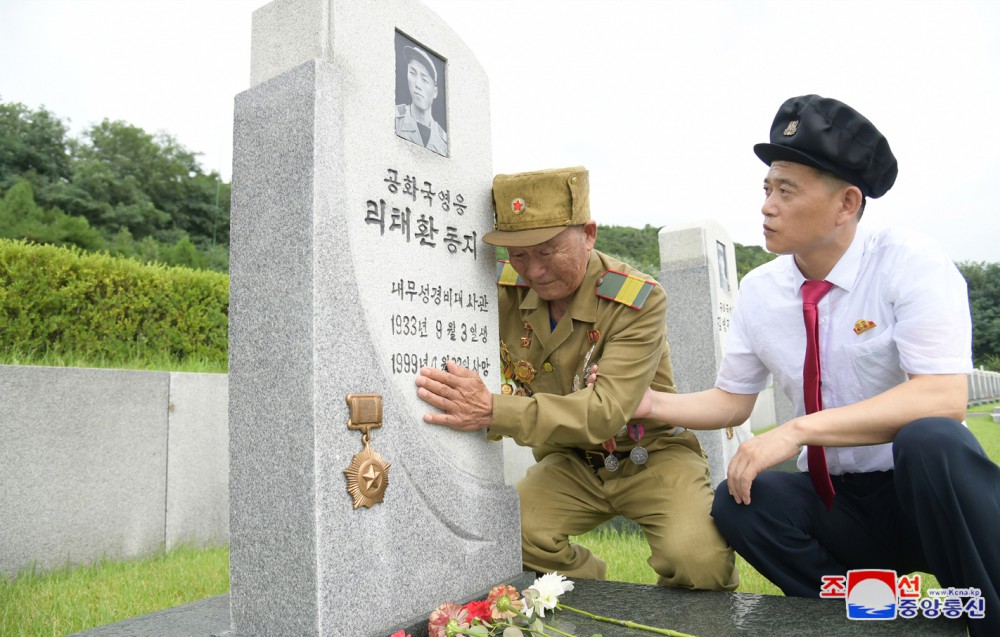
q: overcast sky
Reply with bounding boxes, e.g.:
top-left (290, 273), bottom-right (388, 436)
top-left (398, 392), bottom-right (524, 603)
top-left (2, 0), bottom-right (997, 262)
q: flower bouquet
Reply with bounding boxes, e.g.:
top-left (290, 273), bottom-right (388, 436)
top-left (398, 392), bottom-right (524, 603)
top-left (391, 573), bottom-right (698, 637)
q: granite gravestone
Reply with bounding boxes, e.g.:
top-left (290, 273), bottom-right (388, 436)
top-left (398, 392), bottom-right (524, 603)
top-left (229, 0), bottom-right (520, 634)
top-left (659, 220), bottom-right (752, 487)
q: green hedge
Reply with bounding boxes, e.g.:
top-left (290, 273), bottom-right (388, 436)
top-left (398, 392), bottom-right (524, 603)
top-left (0, 239), bottom-right (228, 365)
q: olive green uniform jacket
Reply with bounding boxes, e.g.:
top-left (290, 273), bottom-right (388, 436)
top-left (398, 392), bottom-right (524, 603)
top-left (489, 250), bottom-right (689, 460)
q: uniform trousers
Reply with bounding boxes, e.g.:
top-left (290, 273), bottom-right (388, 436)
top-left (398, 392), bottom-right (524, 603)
top-left (517, 434), bottom-right (738, 591)
top-left (712, 417), bottom-right (999, 637)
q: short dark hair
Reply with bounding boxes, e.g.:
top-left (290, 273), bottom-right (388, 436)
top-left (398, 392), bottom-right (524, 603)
top-left (814, 166), bottom-right (867, 221)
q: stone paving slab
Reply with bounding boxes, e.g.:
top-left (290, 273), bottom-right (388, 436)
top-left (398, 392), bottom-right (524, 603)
top-left (70, 575), bottom-right (968, 637)
top-left (67, 594), bottom-right (231, 637)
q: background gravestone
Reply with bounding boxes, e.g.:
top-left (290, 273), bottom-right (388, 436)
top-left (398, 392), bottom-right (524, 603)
top-left (229, 0), bottom-right (520, 634)
top-left (659, 220), bottom-right (753, 487)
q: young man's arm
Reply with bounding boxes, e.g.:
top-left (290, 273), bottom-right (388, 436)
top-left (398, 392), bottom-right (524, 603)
top-left (725, 372), bottom-right (967, 504)
top-left (635, 385), bottom-right (757, 430)
top-left (630, 371), bottom-right (967, 503)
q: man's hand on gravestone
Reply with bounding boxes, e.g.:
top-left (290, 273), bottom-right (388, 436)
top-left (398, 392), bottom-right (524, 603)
top-left (415, 361), bottom-right (493, 431)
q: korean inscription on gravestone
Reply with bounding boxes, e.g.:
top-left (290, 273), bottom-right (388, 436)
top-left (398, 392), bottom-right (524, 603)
top-left (364, 167), bottom-right (492, 378)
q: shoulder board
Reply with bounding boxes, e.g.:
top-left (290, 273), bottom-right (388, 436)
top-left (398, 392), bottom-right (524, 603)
top-left (595, 270), bottom-right (656, 310)
top-left (496, 260), bottom-right (528, 287)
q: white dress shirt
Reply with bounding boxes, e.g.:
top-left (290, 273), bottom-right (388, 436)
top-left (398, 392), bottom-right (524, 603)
top-left (716, 225), bottom-right (973, 474)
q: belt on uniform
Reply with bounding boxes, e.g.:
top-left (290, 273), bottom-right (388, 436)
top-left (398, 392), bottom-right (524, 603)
top-left (573, 448), bottom-right (628, 473)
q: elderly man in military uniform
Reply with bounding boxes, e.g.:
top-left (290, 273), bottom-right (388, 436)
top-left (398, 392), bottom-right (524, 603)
top-left (415, 166), bottom-right (737, 590)
top-left (394, 45), bottom-right (448, 156)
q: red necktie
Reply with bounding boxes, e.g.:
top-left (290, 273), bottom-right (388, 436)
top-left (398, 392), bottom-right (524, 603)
top-left (802, 280), bottom-right (835, 510)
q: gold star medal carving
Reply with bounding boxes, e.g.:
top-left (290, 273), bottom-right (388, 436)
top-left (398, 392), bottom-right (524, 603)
top-left (343, 393), bottom-right (391, 509)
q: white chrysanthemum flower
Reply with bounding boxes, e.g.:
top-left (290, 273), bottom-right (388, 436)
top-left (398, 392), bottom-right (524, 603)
top-left (527, 573), bottom-right (575, 617)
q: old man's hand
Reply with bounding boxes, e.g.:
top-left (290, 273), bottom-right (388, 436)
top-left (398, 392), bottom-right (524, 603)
top-left (415, 360), bottom-right (493, 431)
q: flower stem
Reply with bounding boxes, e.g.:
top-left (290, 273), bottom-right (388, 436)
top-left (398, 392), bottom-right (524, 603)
top-left (556, 604), bottom-right (700, 637)
top-left (510, 609), bottom-right (578, 637)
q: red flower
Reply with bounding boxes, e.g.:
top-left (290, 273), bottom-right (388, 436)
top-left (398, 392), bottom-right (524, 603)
top-left (389, 631), bottom-right (411, 637)
top-left (462, 599), bottom-right (492, 624)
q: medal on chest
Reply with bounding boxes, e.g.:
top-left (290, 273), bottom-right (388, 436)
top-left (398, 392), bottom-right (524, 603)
top-left (572, 329), bottom-right (601, 392)
top-left (500, 337), bottom-right (536, 397)
top-left (520, 322), bottom-right (533, 348)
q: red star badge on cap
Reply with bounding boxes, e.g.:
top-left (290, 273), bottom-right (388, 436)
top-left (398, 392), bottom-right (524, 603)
top-left (511, 198), bottom-right (526, 214)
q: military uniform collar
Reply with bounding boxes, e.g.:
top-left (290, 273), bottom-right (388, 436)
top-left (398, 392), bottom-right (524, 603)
top-left (396, 104), bottom-right (418, 132)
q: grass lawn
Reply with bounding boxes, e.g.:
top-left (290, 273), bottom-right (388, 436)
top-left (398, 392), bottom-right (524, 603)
top-left (0, 349), bottom-right (226, 374)
top-left (0, 546), bottom-right (229, 637)
top-left (571, 526), bottom-right (784, 596)
top-left (3, 402), bottom-right (997, 636)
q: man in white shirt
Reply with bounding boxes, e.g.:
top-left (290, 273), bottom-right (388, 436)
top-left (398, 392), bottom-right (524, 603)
top-left (619, 95), bottom-right (998, 635)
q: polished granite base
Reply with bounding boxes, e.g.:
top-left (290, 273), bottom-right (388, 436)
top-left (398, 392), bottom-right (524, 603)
top-left (72, 573), bottom-right (969, 637)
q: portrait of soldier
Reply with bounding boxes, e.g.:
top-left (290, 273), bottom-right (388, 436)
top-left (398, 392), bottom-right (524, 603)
top-left (394, 35), bottom-right (448, 157)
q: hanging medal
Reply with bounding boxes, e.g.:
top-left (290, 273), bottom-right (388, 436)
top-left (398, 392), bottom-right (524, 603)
top-left (602, 438), bottom-right (619, 472)
top-left (573, 329), bottom-right (602, 392)
top-left (500, 339), bottom-right (534, 397)
top-left (512, 359), bottom-right (535, 397)
top-left (521, 322), bottom-right (533, 348)
top-left (628, 423), bottom-right (648, 465)
top-left (499, 340), bottom-right (513, 380)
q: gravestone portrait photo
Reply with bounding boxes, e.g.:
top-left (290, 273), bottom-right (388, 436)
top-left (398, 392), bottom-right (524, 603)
top-left (394, 30), bottom-right (448, 157)
top-left (716, 240), bottom-right (730, 292)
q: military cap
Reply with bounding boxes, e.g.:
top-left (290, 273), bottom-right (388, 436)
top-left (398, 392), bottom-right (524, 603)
top-left (403, 46), bottom-right (437, 84)
top-left (754, 95), bottom-right (898, 198)
top-left (484, 166), bottom-right (590, 247)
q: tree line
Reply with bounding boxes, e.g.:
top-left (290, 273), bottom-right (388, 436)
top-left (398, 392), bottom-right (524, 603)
top-left (0, 98), bottom-right (230, 271)
top-left (590, 223), bottom-right (777, 282)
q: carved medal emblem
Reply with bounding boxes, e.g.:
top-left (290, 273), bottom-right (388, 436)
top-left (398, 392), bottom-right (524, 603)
top-left (783, 120), bottom-right (799, 136)
top-left (344, 446), bottom-right (391, 509)
top-left (343, 394), bottom-right (391, 509)
top-left (512, 198), bottom-right (526, 214)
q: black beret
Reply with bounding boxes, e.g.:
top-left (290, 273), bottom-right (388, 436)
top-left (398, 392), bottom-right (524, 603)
top-left (754, 95), bottom-right (898, 198)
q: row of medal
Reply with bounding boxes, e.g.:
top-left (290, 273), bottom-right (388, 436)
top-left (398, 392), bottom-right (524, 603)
top-left (602, 423), bottom-right (648, 471)
top-left (499, 323), bottom-right (649, 471)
